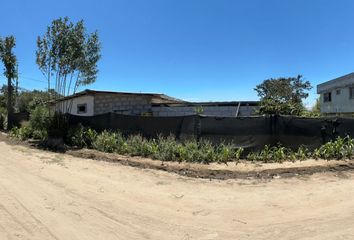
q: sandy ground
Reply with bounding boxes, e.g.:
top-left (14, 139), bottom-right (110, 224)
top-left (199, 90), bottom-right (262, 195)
top-left (1, 141), bottom-right (354, 239)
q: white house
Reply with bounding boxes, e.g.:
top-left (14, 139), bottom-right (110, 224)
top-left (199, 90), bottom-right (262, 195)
top-left (317, 72), bottom-right (354, 115)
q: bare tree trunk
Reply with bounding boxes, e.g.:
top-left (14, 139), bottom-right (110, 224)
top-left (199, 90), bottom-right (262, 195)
top-left (7, 76), bottom-right (13, 129)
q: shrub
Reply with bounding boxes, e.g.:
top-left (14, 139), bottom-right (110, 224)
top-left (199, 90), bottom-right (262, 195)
top-left (10, 126), bottom-right (33, 141)
top-left (66, 125), bottom-right (98, 148)
top-left (29, 106), bottom-right (50, 131)
top-left (92, 130), bottom-right (119, 153)
top-left (198, 140), bottom-right (217, 164)
top-left (32, 129), bottom-right (48, 141)
top-left (85, 128), bottom-right (98, 148)
top-left (154, 135), bottom-right (180, 161)
top-left (181, 139), bottom-right (200, 162)
top-left (123, 135), bottom-right (158, 157)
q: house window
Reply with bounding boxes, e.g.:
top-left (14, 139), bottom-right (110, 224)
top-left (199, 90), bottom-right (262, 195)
top-left (336, 89), bottom-right (341, 95)
top-left (350, 87), bottom-right (354, 99)
top-left (323, 92), bottom-right (331, 102)
top-left (77, 104), bottom-right (87, 114)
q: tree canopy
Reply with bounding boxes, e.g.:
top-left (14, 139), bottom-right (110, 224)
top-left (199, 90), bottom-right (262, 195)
top-left (254, 75), bottom-right (312, 115)
top-left (0, 35), bottom-right (18, 128)
top-left (0, 36), bottom-right (18, 81)
top-left (36, 17), bottom-right (101, 112)
top-left (0, 85), bottom-right (56, 113)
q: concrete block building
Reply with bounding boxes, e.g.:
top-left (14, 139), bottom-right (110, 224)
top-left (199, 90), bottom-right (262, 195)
top-left (152, 101), bottom-right (258, 117)
top-left (317, 72), bottom-right (354, 115)
top-left (54, 89), bottom-right (259, 117)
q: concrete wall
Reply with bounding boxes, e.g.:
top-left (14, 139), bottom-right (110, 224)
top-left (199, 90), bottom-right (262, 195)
top-left (56, 95), bottom-right (95, 116)
top-left (94, 94), bottom-right (152, 115)
top-left (317, 73), bottom-right (354, 94)
top-left (152, 105), bottom-right (258, 117)
top-left (320, 87), bottom-right (354, 114)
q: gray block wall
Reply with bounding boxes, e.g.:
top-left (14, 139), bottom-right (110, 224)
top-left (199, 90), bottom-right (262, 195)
top-left (152, 105), bottom-right (258, 117)
top-left (94, 94), bottom-right (152, 115)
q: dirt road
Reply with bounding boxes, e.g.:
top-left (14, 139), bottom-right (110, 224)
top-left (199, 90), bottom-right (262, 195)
top-left (1, 140), bottom-right (354, 240)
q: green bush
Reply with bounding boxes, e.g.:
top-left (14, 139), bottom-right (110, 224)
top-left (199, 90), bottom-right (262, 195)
top-left (67, 125), bottom-right (98, 148)
top-left (10, 126), bottom-right (33, 141)
top-left (29, 106), bottom-right (50, 131)
top-left (125, 134), bottom-right (158, 157)
top-left (32, 129), bottom-right (48, 141)
top-left (155, 135), bottom-right (181, 161)
top-left (85, 128), bottom-right (98, 148)
top-left (92, 130), bottom-right (120, 153)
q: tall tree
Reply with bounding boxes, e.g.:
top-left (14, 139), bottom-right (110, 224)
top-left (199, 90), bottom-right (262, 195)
top-left (255, 75), bottom-right (312, 115)
top-left (0, 36), bottom-right (18, 128)
top-left (36, 17), bottom-right (101, 112)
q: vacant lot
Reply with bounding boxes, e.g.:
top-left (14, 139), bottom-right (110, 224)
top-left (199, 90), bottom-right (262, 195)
top-left (0, 140), bottom-right (354, 240)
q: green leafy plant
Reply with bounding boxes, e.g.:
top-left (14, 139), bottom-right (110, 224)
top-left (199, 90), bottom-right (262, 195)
top-left (0, 35), bottom-right (18, 129)
top-left (313, 136), bottom-right (354, 160)
top-left (29, 105), bottom-right (50, 132)
top-left (92, 130), bottom-right (119, 153)
top-left (255, 75), bottom-right (312, 116)
top-left (10, 126), bottom-right (33, 141)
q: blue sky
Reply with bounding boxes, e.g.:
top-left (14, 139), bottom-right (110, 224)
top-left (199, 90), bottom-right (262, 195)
top-left (1, 0), bottom-right (354, 107)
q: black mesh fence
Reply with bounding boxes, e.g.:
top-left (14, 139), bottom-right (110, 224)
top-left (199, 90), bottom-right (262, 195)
top-left (199, 116), bottom-right (275, 152)
top-left (67, 113), bottom-right (196, 138)
top-left (67, 113), bottom-right (354, 151)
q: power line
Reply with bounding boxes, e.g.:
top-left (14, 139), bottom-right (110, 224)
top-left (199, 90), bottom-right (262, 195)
top-left (18, 75), bottom-right (47, 83)
top-left (0, 74), bottom-right (82, 92)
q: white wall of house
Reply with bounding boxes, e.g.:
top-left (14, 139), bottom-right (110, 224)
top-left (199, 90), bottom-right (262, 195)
top-left (317, 73), bottom-right (354, 114)
top-left (56, 95), bottom-right (95, 116)
top-left (320, 87), bottom-right (354, 114)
